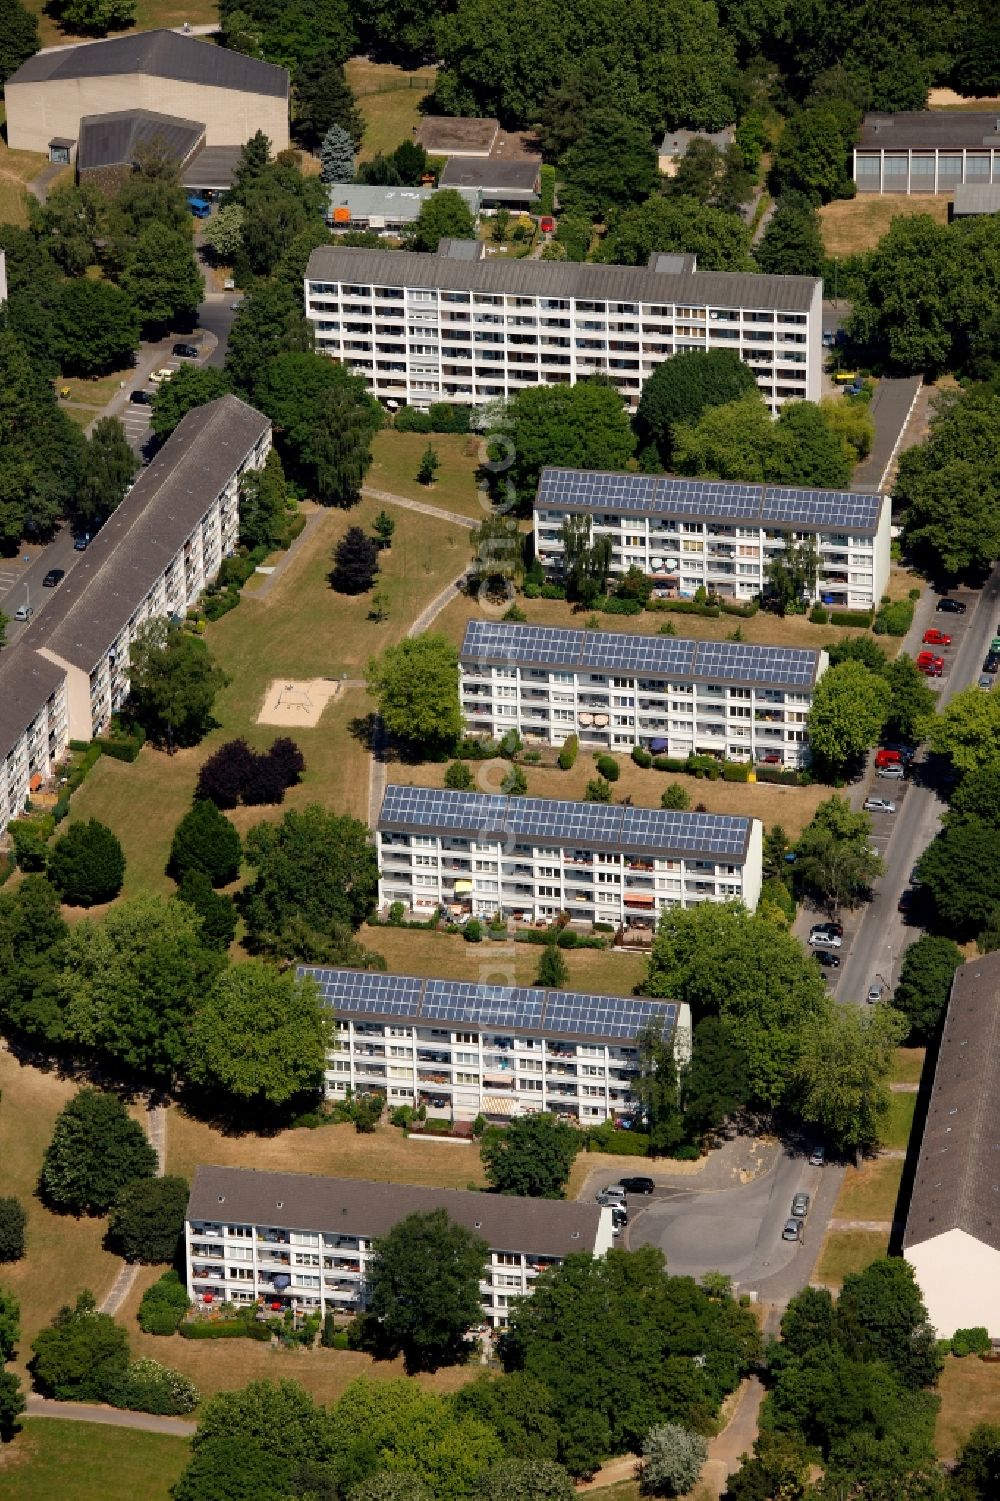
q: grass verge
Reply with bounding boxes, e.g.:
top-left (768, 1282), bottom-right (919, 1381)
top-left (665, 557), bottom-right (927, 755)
top-left (936, 1356), bottom-right (1000, 1460)
top-left (831, 1157), bottom-right (903, 1222)
top-left (0, 1419), bottom-right (189, 1501)
top-left (881, 1092), bottom-right (917, 1152)
top-left (813, 1229), bottom-right (890, 1288)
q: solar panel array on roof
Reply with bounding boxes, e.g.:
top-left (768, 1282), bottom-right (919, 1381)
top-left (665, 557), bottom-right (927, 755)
top-left (460, 619), bottom-right (819, 689)
top-left (300, 966), bottom-right (678, 1041)
top-left (378, 784), bottom-right (752, 860)
top-left (535, 468), bottom-right (883, 533)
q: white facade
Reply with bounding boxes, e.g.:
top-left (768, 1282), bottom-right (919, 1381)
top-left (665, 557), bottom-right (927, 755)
top-left (185, 1166), bottom-right (613, 1329)
top-left (0, 665), bottom-right (68, 833)
top-left (905, 1230), bottom-right (1000, 1340)
top-left (459, 619), bottom-right (826, 767)
top-left (304, 244), bottom-right (822, 414)
top-left (377, 784), bottom-right (763, 926)
top-left (533, 470), bottom-right (892, 611)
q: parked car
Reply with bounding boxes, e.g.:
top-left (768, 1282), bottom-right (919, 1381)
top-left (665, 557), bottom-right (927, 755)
top-left (811, 920), bottom-right (844, 938)
top-left (877, 763), bottom-right (905, 779)
top-left (42, 569), bottom-right (65, 587)
top-left (172, 342), bottom-right (200, 359)
top-left (782, 1218), bottom-right (803, 1242)
top-left (916, 650), bottom-right (944, 677)
top-left (867, 977), bottom-right (888, 1004)
top-left (597, 1184), bottom-right (627, 1203)
top-left (922, 628), bottom-right (952, 646)
top-left (980, 673), bottom-right (995, 690)
top-left (73, 534), bottom-right (90, 551)
top-left (13, 603), bottom-right (32, 620)
top-left (809, 930), bottom-right (843, 950)
top-left (875, 748), bottom-right (904, 769)
top-left (809, 1145), bottom-right (825, 1167)
top-left (863, 797), bottom-right (896, 814)
top-left (791, 1192), bottom-right (811, 1218)
top-left (129, 388), bottom-right (153, 404)
top-left (936, 597), bottom-right (966, 614)
top-left (983, 652), bottom-right (1000, 675)
top-left (539, 215), bottom-right (555, 233)
top-left (149, 367), bottom-right (174, 384)
top-left (813, 950), bottom-right (840, 969)
top-left (620, 1176), bottom-right (655, 1195)
top-left (898, 889), bottom-right (918, 916)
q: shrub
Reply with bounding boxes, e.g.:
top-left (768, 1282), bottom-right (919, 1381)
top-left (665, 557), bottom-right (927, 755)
top-left (0, 1198), bottom-right (26, 1262)
top-left (499, 728), bottom-right (523, 759)
top-left (169, 798), bottom-right (242, 887)
top-left (587, 1120), bottom-right (651, 1155)
top-left (874, 598), bottom-right (914, 637)
top-left (829, 608), bottom-right (874, 628)
top-left (108, 1358), bottom-right (199, 1416)
top-left (952, 1327), bottom-right (991, 1358)
top-left (464, 918), bottom-right (483, 942)
top-left (809, 605), bottom-right (829, 624)
top-left (595, 754), bottom-right (620, 782)
top-left (661, 783), bottom-right (691, 810)
top-left (539, 582), bottom-right (566, 599)
top-left (558, 735), bottom-right (579, 770)
top-left (721, 762), bottom-right (751, 782)
top-left (672, 1144), bottom-right (701, 1161)
top-left (503, 602), bottom-right (527, 622)
top-left (388, 900), bottom-right (406, 925)
top-left (686, 754), bottom-right (721, 779)
top-left (108, 1176), bottom-right (189, 1264)
top-left (632, 746), bottom-right (653, 769)
top-left (138, 1271), bottom-right (190, 1336)
top-left (539, 164), bottom-right (556, 216)
top-left (585, 776), bottom-right (612, 802)
top-left (653, 756), bottom-right (688, 773)
top-left (445, 760), bottom-right (475, 790)
top-left (602, 596), bottom-right (643, 616)
top-left (395, 406), bottom-right (434, 432)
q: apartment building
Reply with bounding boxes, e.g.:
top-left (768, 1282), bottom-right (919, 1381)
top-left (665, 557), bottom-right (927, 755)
top-left (300, 965), bottom-right (691, 1124)
top-left (0, 654), bottom-right (69, 832)
top-left (854, 111), bottom-right (1000, 194)
top-left (27, 395), bottom-right (270, 743)
top-left (185, 1164), bottom-right (613, 1327)
top-left (459, 619), bottom-right (827, 767)
top-left (533, 468), bottom-right (891, 611)
top-left (377, 783), bottom-right (763, 926)
top-left (304, 241), bottom-right (822, 414)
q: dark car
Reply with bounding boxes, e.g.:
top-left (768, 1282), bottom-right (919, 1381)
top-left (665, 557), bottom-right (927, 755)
top-left (898, 889), bottom-right (915, 916)
top-left (172, 342), bottom-right (200, 358)
top-left (813, 950), bottom-right (840, 969)
top-left (620, 1176), bottom-right (655, 1195)
top-left (42, 568), bottom-right (65, 587)
top-left (811, 920), bottom-right (844, 938)
top-left (129, 388), bottom-right (153, 405)
top-left (936, 597), bottom-right (967, 614)
top-left (73, 534), bottom-right (90, 551)
top-left (984, 653), bottom-right (1000, 675)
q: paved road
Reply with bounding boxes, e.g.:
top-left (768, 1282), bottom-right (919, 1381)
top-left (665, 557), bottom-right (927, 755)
top-left (25, 1394), bottom-right (196, 1437)
top-left (1, 527), bottom-right (81, 646)
top-left (198, 294), bottom-right (238, 370)
top-left (852, 376), bottom-right (922, 493)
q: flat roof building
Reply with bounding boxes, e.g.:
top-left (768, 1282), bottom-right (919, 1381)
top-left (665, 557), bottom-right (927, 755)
top-left (854, 111), bottom-right (1000, 194)
top-left (459, 618), bottom-right (827, 767)
top-left (904, 951), bottom-right (1000, 1337)
top-left (416, 115), bottom-right (501, 158)
top-left (327, 184), bottom-right (481, 234)
top-left (377, 782), bottom-right (763, 927)
top-left (950, 182), bottom-right (1000, 218)
top-left (5, 29), bottom-right (289, 159)
top-left (533, 467), bottom-right (891, 611)
top-left (185, 1164), bottom-right (613, 1326)
top-left (304, 965), bottom-right (690, 1124)
top-left (304, 241), bottom-right (822, 413)
top-left (439, 156), bottom-right (541, 208)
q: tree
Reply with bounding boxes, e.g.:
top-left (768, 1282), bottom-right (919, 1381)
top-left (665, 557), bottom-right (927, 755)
top-left (635, 350), bottom-right (757, 468)
top-left (452, 1372), bottom-right (561, 1461)
top-left (473, 1458), bottom-right (575, 1501)
top-left (225, 280), bottom-right (314, 404)
top-left (241, 804), bottom-right (379, 961)
top-left (952, 1423), bottom-right (1000, 1500)
top-left (60, 893), bottom-right (224, 1080)
top-left (201, 203), bottom-right (246, 261)
top-left (672, 391), bottom-right (775, 482)
top-left (350, 1477), bottom-right (435, 1501)
top-left (771, 401), bottom-right (851, 489)
top-left (294, 52), bottom-right (363, 150)
top-left (0, 1201), bottom-right (26, 1264)
top-left (681, 1017), bottom-right (747, 1140)
top-left (0, 1369), bottom-right (24, 1442)
top-left (122, 225), bottom-right (202, 335)
top-left (661, 783), bottom-right (691, 811)
top-left (0, 0), bottom-right (38, 85)
top-left (239, 448), bottom-right (290, 550)
top-left (481, 1113), bottom-right (580, 1199)
top-left (892, 935), bottom-right (963, 1044)
top-left (770, 103), bottom-right (858, 203)
top-left (365, 1208), bottom-right (488, 1371)
top-left (75, 417), bottom-right (137, 534)
top-left (795, 1003), bottom-right (907, 1155)
top-left (196, 738), bottom-right (258, 809)
top-left (836, 1258), bottom-right (941, 1388)
top-left (417, 443), bottom-right (439, 484)
top-left (150, 365), bottom-right (232, 442)
top-left (128, 618), bottom-right (229, 752)
top-left (896, 391), bottom-right (1000, 578)
top-left (54, 279), bottom-right (139, 377)
top-left (331, 525), bottom-right (380, 593)
top-left (407, 189), bottom-right (477, 251)
top-left (373, 509), bottom-right (396, 548)
top-left (174, 1377), bottom-right (339, 1501)
top-left (848, 216), bottom-right (973, 376)
top-left (807, 662), bottom-right (891, 777)
top-left (916, 815), bottom-right (1000, 938)
top-left (320, 123), bottom-right (356, 184)
top-left (0, 875), bottom-right (69, 1044)
top-left (108, 1176), bottom-right (189, 1263)
top-left (187, 962), bottom-right (331, 1108)
top-left (599, 196), bottom-right (752, 273)
top-left (40, 1089), bottom-right (157, 1215)
top-left (367, 635), bottom-right (461, 754)
top-left (364, 0), bottom-right (442, 64)
top-left (258, 351), bottom-right (381, 504)
top-left (795, 796), bottom-right (885, 912)
top-left (820, 393), bottom-right (875, 466)
top-left (559, 107), bottom-right (659, 218)
top-left (754, 194), bottom-right (825, 277)
top-left (496, 380), bottom-right (636, 513)
top-left (560, 514), bottom-right (612, 603)
top-left (169, 799), bottom-right (242, 887)
top-left (883, 654), bottom-right (937, 743)
top-left (31, 1290), bottom-right (130, 1401)
top-left (764, 530), bottom-right (819, 616)
top-left (0, 1287), bottom-right (18, 1366)
top-left (640, 1422), bottom-right (708, 1496)
top-left (173, 870), bottom-right (238, 951)
top-left (633, 1026), bottom-right (684, 1155)
top-left (48, 0), bottom-right (134, 30)
top-left (0, 330), bottom-right (83, 550)
top-left (47, 819), bottom-right (125, 907)
top-left (536, 943), bottom-right (568, 989)
top-left (927, 685), bottom-right (1000, 776)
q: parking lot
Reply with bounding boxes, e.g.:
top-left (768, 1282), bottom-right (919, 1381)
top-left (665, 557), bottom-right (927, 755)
top-left (119, 340), bottom-right (206, 459)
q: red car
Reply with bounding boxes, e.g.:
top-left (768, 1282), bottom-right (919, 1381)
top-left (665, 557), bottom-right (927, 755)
top-left (916, 650), bottom-right (944, 677)
top-left (922, 628), bottom-right (952, 646)
top-left (540, 216), bottom-right (555, 234)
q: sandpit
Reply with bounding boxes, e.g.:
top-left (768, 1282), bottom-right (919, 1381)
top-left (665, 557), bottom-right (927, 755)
top-left (257, 678), bottom-right (341, 728)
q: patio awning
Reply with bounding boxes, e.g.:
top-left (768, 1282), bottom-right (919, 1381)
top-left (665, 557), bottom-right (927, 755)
top-left (624, 893), bottom-right (656, 907)
top-left (454, 879), bottom-right (473, 893)
top-left (483, 1095), bottom-right (517, 1116)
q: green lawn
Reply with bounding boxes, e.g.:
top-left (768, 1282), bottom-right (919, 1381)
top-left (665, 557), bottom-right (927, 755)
top-left (364, 923), bottom-right (650, 994)
top-left (1, 1419), bottom-right (189, 1501)
top-left (814, 1229), bottom-right (890, 1288)
top-left (345, 58), bottom-right (437, 162)
top-left (23, 0), bottom-right (218, 49)
top-left (892, 1048), bottom-right (926, 1086)
top-left (368, 429), bottom-right (488, 520)
top-left (832, 1157), bottom-right (903, 1222)
top-left (0, 142), bottom-right (54, 227)
top-left (882, 1091), bottom-right (918, 1152)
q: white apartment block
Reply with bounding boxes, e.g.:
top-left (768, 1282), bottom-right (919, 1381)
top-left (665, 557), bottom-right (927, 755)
top-left (0, 655), bottom-right (69, 833)
top-left (460, 618), bottom-right (827, 768)
top-left (300, 966), bottom-right (692, 1125)
top-left (304, 241), bottom-right (822, 414)
top-left (377, 784), bottom-right (763, 928)
top-left (186, 1165), bottom-right (613, 1328)
top-left (534, 468), bottom-right (891, 611)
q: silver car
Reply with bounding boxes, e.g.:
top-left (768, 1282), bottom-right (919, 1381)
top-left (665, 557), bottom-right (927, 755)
top-left (877, 764), bottom-right (905, 779)
top-left (863, 797), bottom-right (896, 814)
top-left (782, 1218), bottom-right (803, 1242)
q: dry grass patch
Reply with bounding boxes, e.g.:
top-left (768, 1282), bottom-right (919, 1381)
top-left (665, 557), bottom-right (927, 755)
top-left (936, 1356), bottom-right (1000, 1460)
top-left (0, 1051), bottom-right (123, 1373)
top-left (368, 429), bottom-right (488, 521)
top-left (818, 195), bottom-right (949, 256)
top-left (345, 57), bottom-right (437, 162)
top-left (23, 0), bottom-right (218, 49)
top-left (0, 141), bottom-right (53, 227)
top-left (893, 1047), bottom-right (926, 1086)
top-left (0, 1419), bottom-right (189, 1501)
top-left (364, 923), bottom-right (650, 994)
top-left (882, 1091), bottom-right (917, 1152)
top-left (832, 1157), bottom-right (903, 1223)
top-left (813, 1229), bottom-right (890, 1288)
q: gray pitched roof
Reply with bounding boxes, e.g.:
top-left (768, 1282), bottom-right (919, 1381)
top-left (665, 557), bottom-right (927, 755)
top-left (904, 951), bottom-right (1000, 1253)
top-left (0, 651), bottom-right (66, 765)
top-left (440, 156), bottom-right (541, 192)
top-left (8, 30), bottom-right (287, 98)
top-left (858, 111), bottom-right (1000, 150)
top-left (77, 108), bottom-right (204, 172)
top-left (305, 244), bottom-right (819, 313)
top-left (187, 1165), bottom-right (603, 1258)
top-left (21, 395), bottom-right (269, 675)
top-left (659, 127), bottom-right (735, 156)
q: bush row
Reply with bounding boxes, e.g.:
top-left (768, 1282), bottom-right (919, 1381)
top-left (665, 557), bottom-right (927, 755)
top-left (395, 403), bottom-right (472, 434)
top-left (178, 1318), bottom-right (273, 1341)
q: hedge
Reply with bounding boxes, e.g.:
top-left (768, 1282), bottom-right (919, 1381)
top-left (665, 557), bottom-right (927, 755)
top-left (809, 605), bottom-right (829, 624)
top-left (539, 164), bottom-right (556, 217)
top-left (632, 746), bottom-right (653, 768)
top-left (755, 765), bottom-right (805, 785)
top-left (873, 598), bottom-right (914, 637)
top-left (514, 930), bottom-right (608, 949)
top-left (179, 1319), bottom-right (272, 1341)
top-left (94, 728), bottom-right (146, 763)
top-left (719, 600), bottom-right (760, 618)
top-left (653, 756), bottom-right (689, 773)
top-left (722, 762), bottom-right (751, 782)
top-left (558, 734), bottom-right (579, 770)
top-left (648, 598), bottom-right (722, 618)
top-left (586, 1123), bottom-right (651, 1156)
top-left (829, 608), bottom-right (874, 628)
top-left (599, 596), bottom-right (643, 616)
